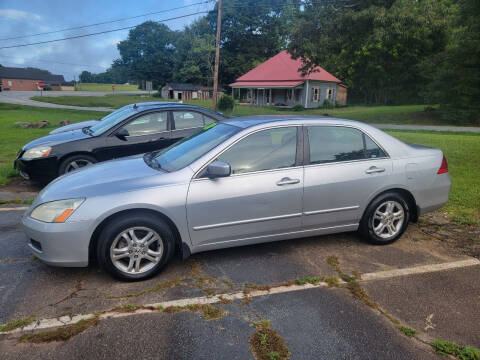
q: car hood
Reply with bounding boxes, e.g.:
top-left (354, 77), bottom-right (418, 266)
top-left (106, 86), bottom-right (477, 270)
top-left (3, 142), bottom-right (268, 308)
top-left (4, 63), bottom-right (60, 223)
top-left (49, 120), bottom-right (100, 135)
top-left (23, 128), bottom-right (91, 150)
top-left (34, 155), bottom-right (191, 204)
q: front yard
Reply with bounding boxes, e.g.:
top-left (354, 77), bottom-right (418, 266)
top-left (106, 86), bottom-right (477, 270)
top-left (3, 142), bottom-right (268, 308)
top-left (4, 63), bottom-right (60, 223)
top-left (30, 95), bottom-right (454, 126)
top-left (0, 102), bottom-right (478, 225)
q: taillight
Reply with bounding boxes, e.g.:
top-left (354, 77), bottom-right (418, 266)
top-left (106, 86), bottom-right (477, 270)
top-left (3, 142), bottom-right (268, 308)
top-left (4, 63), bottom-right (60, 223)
top-left (437, 155), bottom-right (448, 174)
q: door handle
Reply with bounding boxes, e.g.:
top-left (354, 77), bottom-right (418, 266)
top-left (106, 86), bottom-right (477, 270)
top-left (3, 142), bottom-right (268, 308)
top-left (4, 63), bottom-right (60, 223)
top-left (276, 177), bottom-right (300, 186)
top-left (365, 166), bottom-right (385, 174)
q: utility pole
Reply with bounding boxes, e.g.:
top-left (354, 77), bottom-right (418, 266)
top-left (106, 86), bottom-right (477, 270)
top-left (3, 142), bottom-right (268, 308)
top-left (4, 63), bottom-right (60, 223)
top-left (212, 0), bottom-right (222, 111)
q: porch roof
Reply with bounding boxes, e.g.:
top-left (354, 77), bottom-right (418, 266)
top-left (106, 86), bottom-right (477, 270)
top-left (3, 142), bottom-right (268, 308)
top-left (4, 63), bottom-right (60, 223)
top-left (230, 80), bottom-right (304, 88)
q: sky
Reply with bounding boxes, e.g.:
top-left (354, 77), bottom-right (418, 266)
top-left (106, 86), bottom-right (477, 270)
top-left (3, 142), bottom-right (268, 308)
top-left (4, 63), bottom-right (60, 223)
top-left (0, 0), bottom-right (214, 80)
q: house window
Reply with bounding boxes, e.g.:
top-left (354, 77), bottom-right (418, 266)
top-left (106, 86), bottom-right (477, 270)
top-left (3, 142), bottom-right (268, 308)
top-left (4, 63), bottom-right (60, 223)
top-left (7, 80), bottom-right (12, 87)
top-left (19, 80), bottom-right (23, 87)
top-left (312, 86), bottom-right (319, 102)
top-left (327, 88), bottom-right (334, 100)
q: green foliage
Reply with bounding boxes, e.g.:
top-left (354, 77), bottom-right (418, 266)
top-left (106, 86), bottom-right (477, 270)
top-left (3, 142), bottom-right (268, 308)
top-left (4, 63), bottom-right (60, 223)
top-left (432, 339), bottom-right (480, 360)
top-left (292, 103), bottom-right (304, 111)
top-left (0, 317), bottom-right (34, 332)
top-left (289, 0), bottom-right (450, 105)
top-left (422, 0), bottom-right (480, 124)
top-left (397, 325), bottom-right (417, 338)
top-left (217, 94), bottom-right (234, 112)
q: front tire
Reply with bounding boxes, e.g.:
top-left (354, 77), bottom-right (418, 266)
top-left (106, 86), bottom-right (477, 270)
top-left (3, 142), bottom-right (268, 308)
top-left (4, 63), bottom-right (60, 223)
top-left (58, 154), bottom-right (97, 175)
top-left (96, 213), bottom-right (175, 281)
top-left (359, 192), bottom-right (410, 245)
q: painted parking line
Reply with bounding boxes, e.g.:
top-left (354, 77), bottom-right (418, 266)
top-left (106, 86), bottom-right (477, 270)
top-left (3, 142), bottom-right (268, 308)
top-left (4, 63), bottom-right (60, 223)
top-left (0, 207), bottom-right (28, 211)
top-left (2, 258), bottom-right (479, 335)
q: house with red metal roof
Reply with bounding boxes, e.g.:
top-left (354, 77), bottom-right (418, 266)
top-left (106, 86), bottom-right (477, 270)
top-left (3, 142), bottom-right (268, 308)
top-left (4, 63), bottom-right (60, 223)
top-left (230, 51), bottom-right (347, 108)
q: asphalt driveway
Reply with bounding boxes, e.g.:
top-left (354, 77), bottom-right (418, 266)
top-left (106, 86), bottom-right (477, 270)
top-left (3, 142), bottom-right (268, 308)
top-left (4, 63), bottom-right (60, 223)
top-left (0, 204), bottom-right (479, 359)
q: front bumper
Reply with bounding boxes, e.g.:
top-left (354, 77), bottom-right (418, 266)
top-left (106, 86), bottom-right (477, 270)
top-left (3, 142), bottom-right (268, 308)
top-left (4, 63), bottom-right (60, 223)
top-left (14, 155), bottom-right (58, 182)
top-left (22, 215), bottom-right (92, 267)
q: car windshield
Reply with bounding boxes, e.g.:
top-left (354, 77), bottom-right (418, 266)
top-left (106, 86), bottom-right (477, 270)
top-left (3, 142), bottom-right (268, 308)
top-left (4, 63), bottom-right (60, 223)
top-left (150, 123), bottom-right (240, 172)
top-left (89, 106), bottom-right (138, 136)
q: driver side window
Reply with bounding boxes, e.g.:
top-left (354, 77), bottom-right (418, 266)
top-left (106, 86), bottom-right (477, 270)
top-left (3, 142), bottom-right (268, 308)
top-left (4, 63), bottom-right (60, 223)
top-left (123, 112), bottom-right (168, 136)
top-left (217, 127), bottom-right (297, 175)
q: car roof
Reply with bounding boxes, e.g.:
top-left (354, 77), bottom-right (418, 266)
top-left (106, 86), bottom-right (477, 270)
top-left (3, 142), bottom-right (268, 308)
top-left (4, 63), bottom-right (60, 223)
top-left (119, 101), bottom-right (225, 118)
top-left (223, 115), bottom-right (364, 129)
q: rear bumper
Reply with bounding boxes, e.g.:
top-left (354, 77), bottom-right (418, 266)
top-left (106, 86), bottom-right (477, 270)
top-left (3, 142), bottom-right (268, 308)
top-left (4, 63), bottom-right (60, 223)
top-left (22, 215), bottom-right (92, 267)
top-left (14, 156), bottom-right (58, 181)
top-left (416, 173), bottom-right (451, 216)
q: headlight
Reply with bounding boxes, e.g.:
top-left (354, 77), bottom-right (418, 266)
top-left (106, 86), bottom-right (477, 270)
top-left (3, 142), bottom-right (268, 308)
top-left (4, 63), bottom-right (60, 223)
top-left (30, 198), bottom-right (85, 223)
top-left (23, 146), bottom-right (51, 159)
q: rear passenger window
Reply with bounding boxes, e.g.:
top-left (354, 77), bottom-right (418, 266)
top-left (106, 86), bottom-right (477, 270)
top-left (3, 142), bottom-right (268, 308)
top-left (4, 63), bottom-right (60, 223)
top-left (307, 126), bottom-right (386, 164)
top-left (365, 135), bottom-right (386, 158)
top-left (173, 111), bottom-right (213, 130)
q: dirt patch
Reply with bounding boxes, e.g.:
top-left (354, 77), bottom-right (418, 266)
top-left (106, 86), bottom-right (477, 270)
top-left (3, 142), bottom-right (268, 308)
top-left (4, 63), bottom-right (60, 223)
top-left (0, 178), bottom-right (42, 194)
top-left (249, 319), bottom-right (291, 360)
top-left (19, 316), bottom-right (99, 343)
top-left (415, 213), bottom-right (480, 259)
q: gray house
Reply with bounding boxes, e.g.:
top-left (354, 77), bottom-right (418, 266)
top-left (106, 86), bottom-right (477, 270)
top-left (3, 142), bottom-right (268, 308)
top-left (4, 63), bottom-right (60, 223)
top-left (230, 51), bottom-right (347, 108)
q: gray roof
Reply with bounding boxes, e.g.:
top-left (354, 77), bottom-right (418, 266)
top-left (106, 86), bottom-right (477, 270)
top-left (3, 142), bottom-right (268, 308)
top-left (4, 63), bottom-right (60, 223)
top-left (163, 83), bottom-right (197, 91)
top-left (0, 66), bottom-right (65, 83)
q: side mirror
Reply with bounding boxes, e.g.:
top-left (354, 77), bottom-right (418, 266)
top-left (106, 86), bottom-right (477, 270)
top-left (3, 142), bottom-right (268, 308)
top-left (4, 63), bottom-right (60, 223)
top-left (115, 128), bottom-right (129, 140)
top-left (206, 161), bottom-right (231, 178)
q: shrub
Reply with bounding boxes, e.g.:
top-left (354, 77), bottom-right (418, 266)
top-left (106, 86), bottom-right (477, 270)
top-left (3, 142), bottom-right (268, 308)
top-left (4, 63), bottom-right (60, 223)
top-left (292, 103), bottom-right (304, 111)
top-left (152, 86), bottom-right (163, 98)
top-left (217, 94), bottom-right (234, 112)
top-left (322, 99), bottom-right (335, 109)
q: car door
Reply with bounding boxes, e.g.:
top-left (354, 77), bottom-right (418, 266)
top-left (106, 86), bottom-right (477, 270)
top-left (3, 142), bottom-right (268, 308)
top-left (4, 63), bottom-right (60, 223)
top-left (302, 125), bottom-right (392, 230)
top-left (99, 111), bottom-right (171, 160)
top-left (186, 126), bottom-right (303, 248)
top-left (170, 110), bottom-right (215, 143)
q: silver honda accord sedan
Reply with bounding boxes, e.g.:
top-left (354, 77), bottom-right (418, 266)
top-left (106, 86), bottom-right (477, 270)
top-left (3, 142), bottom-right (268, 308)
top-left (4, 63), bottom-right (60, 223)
top-left (22, 116), bottom-right (451, 280)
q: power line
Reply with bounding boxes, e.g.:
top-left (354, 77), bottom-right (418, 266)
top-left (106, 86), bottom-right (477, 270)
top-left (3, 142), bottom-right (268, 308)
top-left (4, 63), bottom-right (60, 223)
top-left (0, 1), bottom-right (335, 51)
top-left (0, 11), bottom-right (209, 50)
top-left (0, 55), bottom-right (106, 69)
top-left (0, 1), bottom-right (213, 42)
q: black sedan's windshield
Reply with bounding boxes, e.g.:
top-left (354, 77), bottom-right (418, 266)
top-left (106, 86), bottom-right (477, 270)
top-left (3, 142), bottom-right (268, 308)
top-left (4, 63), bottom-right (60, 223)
top-left (89, 106), bottom-right (138, 136)
top-left (150, 123), bottom-right (240, 172)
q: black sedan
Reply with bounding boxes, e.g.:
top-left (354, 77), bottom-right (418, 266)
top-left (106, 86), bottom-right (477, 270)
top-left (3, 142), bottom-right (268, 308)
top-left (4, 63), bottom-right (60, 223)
top-left (14, 102), bottom-right (226, 182)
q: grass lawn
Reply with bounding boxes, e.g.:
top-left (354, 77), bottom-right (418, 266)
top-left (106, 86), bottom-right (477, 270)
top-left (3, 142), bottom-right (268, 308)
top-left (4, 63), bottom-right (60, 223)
top-left (30, 95), bottom-right (453, 126)
top-left (73, 83), bottom-right (139, 92)
top-left (0, 103), bottom-right (478, 225)
top-left (0, 103), bottom-right (106, 186)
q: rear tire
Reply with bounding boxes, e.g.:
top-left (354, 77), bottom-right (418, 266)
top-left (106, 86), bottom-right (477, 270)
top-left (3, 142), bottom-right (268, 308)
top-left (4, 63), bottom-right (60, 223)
top-left (96, 212), bottom-right (175, 281)
top-left (359, 192), bottom-right (410, 245)
top-left (58, 154), bottom-right (97, 175)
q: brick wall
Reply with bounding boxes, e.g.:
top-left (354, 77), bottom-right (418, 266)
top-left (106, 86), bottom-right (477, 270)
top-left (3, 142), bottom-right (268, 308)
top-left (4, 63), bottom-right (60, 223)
top-left (0, 78), bottom-right (41, 91)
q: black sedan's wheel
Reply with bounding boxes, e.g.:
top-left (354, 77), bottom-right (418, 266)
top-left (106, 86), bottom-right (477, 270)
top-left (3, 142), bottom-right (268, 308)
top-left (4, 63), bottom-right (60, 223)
top-left (359, 192), bottom-right (410, 245)
top-left (96, 213), bottom-right (175, 281)
top-left (59, 154), bottom-right (97, 175)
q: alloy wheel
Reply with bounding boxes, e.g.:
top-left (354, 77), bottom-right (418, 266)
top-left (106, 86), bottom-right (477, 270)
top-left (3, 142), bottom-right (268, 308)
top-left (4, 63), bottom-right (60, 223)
top-left (371, 200), bottom-right (404, 239)
top-left (109, 227), bottom-right (164, 275)
top-left (65, 159), bottom-right (93, 173)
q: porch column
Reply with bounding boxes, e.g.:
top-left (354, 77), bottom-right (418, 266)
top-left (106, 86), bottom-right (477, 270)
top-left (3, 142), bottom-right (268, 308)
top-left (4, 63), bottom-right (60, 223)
top-left (291, 88), bottom-right (294, 105)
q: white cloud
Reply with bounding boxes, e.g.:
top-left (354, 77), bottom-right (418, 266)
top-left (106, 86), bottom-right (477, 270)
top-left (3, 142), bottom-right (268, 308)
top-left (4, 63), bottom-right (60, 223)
top-left (0, 9), bottom-right (42, 20)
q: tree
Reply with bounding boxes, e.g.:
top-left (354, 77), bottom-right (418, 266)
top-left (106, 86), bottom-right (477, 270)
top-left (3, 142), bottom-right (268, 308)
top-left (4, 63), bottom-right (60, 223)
top-left (174, 18), bottom-right (216, 85)
top-left (79, 71), bottom-right (95, 83)
top-left (117, 21), bottom-right (178, 87)
top-left (288, 0), bottom-right (450, 105)
top-left (205, 0), bottom-right (296, 87)
top-left (423, 0), bottom-right (480, 124)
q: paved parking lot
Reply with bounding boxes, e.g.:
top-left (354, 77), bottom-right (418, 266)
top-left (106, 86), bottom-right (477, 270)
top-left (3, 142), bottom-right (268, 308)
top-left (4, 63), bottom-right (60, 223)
top-left (1, 205), bottom-right (479, 359)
